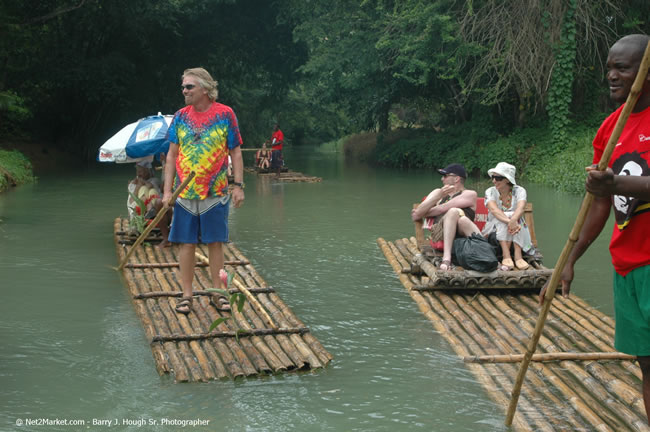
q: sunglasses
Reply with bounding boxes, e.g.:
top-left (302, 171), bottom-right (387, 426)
top-left (181, 84), bottom-right (196, 90)
top-left (491, 175), bottom-right (506, 181)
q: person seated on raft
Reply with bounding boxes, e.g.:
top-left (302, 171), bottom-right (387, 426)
top-left (411, 163), bottom-right (481, 271)
top-left (127, 160), bottom-right (171, 248)
top-left (481, 162), bottom-right (534, 270)
top-left (256, 141), bottom-right (271, 170)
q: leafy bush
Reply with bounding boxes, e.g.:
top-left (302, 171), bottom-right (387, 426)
top-left (364, 119), bottom-right (598, 193)
top-left (0, 149), bottom-right (35, 192)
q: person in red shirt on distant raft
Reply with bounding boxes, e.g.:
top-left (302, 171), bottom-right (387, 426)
top-left (539, 34), bottom-right (650, 424)
top-left (270, 124), bottom-right (284, 177)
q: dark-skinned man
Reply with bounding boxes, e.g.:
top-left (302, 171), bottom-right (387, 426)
top-left (540, 34), bottom-right (650, 424)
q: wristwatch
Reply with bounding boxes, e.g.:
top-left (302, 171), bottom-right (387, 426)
top-left (232, 181), bottom-right (245, 189)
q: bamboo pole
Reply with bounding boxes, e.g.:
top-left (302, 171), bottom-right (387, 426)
top-left (221, 297), bottom-right (286, 373)
top-left (465, 352), bottom-right (636, 363)
top-left (117, 171), bottom-right (195, 271)
top-left (134, 270), bottom-right (190, 381)
top-left (506, 40), bottom-right (650, 426)
top-left (151, 328), bottom-right (309, 342)
top-left (150, 273), bottom-right (212, 382)
top-left (226, 243), bottom-right (328, 369)
top-left (377, 238), bottom-right (534, 430)
top-left (191, 254), bottom-right (259, 377)
top-left (141, 252), bottom-right (210, 382)
top-left (124, 260), bottom-right (249, 268)
top-left (194, 296), bottom-right (246, 378)
top-left (190, 292), bottom-right (267, 377)
top-left (456, 295), bottom-right (583, 431)
top-left (132, 287), bottom-right (275, 299)
top-left (146, 247), bottom-right (224, 381)
top-left (381, 237), bottom-right (647, 429)
top-left (513, 296), bottom-right (647, 419)
top-left (137, 267), bottom-right (193, 381)
top-left (256, 292), bottom-right (322, 368)
top-left (472, 293), bottom-right (623, 431)
top-left (215, 255), bottom-right (296, 370)
top-left (194, 251), bottom-right (278, 330)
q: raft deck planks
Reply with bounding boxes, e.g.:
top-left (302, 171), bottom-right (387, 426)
top-left (244, 167), bottom-right (322, 183)
top-left (114, 218), bottom-right (332, 382)
top-left (378, 236), bottom-right (649, 432)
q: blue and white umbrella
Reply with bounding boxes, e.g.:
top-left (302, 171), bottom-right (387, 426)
top-left (98, 113), bottom-right (173, 163)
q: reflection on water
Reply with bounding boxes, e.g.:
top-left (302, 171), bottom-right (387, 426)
top-left (0, 148), bottom-right (615, 431)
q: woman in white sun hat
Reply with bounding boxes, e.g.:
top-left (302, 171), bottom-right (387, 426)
top-left (482, 162), bottom-right (534, 270)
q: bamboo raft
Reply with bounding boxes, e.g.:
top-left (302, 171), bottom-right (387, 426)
top-left (244, 167), bottom-right (322, 183)
top-left (114, 218), bottom-right (332, 382)
top-left (413, 202), bottom-right (552, 290)
top-left (378, 236), bottom-right (649, 432)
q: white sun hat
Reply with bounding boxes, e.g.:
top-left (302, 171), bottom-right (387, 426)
top-left (487, 162), bottom-right (516, 185)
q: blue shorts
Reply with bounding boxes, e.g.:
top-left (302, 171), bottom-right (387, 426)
top-left (169, 196), bottom-right (230, 244)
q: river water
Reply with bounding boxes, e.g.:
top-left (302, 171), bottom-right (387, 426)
top-left (0, 144), bottom-right (615, 431)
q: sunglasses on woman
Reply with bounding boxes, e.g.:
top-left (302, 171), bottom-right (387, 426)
top-left (181, 84), bottom-right (196, 90)
top-left (491, 175), bottom-right (506, 181)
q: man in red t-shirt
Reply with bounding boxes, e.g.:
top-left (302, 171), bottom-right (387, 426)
top-left (270, 124), bottom-right (284, 177)
top-left (540, 34), bottom-right (650, 423)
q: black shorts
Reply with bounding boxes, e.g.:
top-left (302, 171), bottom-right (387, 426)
top-left (271, 150), bottom-right (283, 168)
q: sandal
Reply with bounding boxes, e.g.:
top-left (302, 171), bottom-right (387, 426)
top-left (175, 296), bottom-right (192, 315)
top-left (210, 269), bottom-right (231, 311)
top-left (501, 258), bottom-right (514, 269)
top-left (515, 258), bottom-right (530, 270)
top-left (210, 294), bottom-right (231, 311)
top-left (439, 259), bottom-right (453, 271)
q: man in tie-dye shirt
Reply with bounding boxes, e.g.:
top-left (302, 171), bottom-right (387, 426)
top-left (163, 67), bottom-right (245, 315)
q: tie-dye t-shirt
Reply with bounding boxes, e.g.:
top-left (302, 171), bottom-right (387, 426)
top-left (167, 102), bottom-right (243, 199)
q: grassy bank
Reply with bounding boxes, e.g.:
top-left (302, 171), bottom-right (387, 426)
top-left (0, 149), bottom-right (35, 192)
top-left (343, 120), bottom-right (603, 195)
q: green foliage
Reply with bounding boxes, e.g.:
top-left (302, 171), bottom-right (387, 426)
top-left (546, 0), bottom-right (577, 155)
top-left (372, 117), bottom-right (596, 194)
top-left (1, 0), bottom-right (307, 158)
top-left (207, 270), bottom-right (246, 338)
top-left (0, 149), bottom-right (35, 192)
top-left (525, 123), bottom-right (595, 194)
top-left (127, 191), bottom-right (147, 234)
top-left (0, 91), bottom-right (32, 132)
top-left (1, 0), bottom-right (646, 162)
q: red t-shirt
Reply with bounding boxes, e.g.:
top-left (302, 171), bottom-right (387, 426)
top-left (592, 104), bottom-right (650, 276)
top-left (271, 129), bottom-right (284, 151)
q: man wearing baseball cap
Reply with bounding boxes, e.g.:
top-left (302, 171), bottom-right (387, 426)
top-left (411, 163), bottom-right (481, 270)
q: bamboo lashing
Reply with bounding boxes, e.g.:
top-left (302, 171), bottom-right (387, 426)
top-left (117, 171), bottom-right (195, 271)
top-left (465, 352), bottom-right (636, 363)
top-left (194, 251), bottom-right (278, 330)
top-left (133, 287), bottom-right (276, 299)
top-left (505, 40), bottom-right (650, 426)
top-left (379, 236), bottom-right (649, 430)
top-left (125, 259), bottom-right (249, 268)
top-left (151, 327), bottom-right (309, 342)
top-left (114, 228), bottom-right (331, 381)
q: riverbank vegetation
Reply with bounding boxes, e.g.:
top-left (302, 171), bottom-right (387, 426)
top-left (0, 149), bottom-right (35, 192)
top-left (1, 1), bottom-right (648, 191)
top-left (343, 118), bottom-right (599, 194)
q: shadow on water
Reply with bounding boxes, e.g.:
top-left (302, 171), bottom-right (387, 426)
top-left (0, 146), bottom-right (615, 431)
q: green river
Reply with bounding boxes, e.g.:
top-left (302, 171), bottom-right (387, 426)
top-left (1, 144), bottom-right (615, 431)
